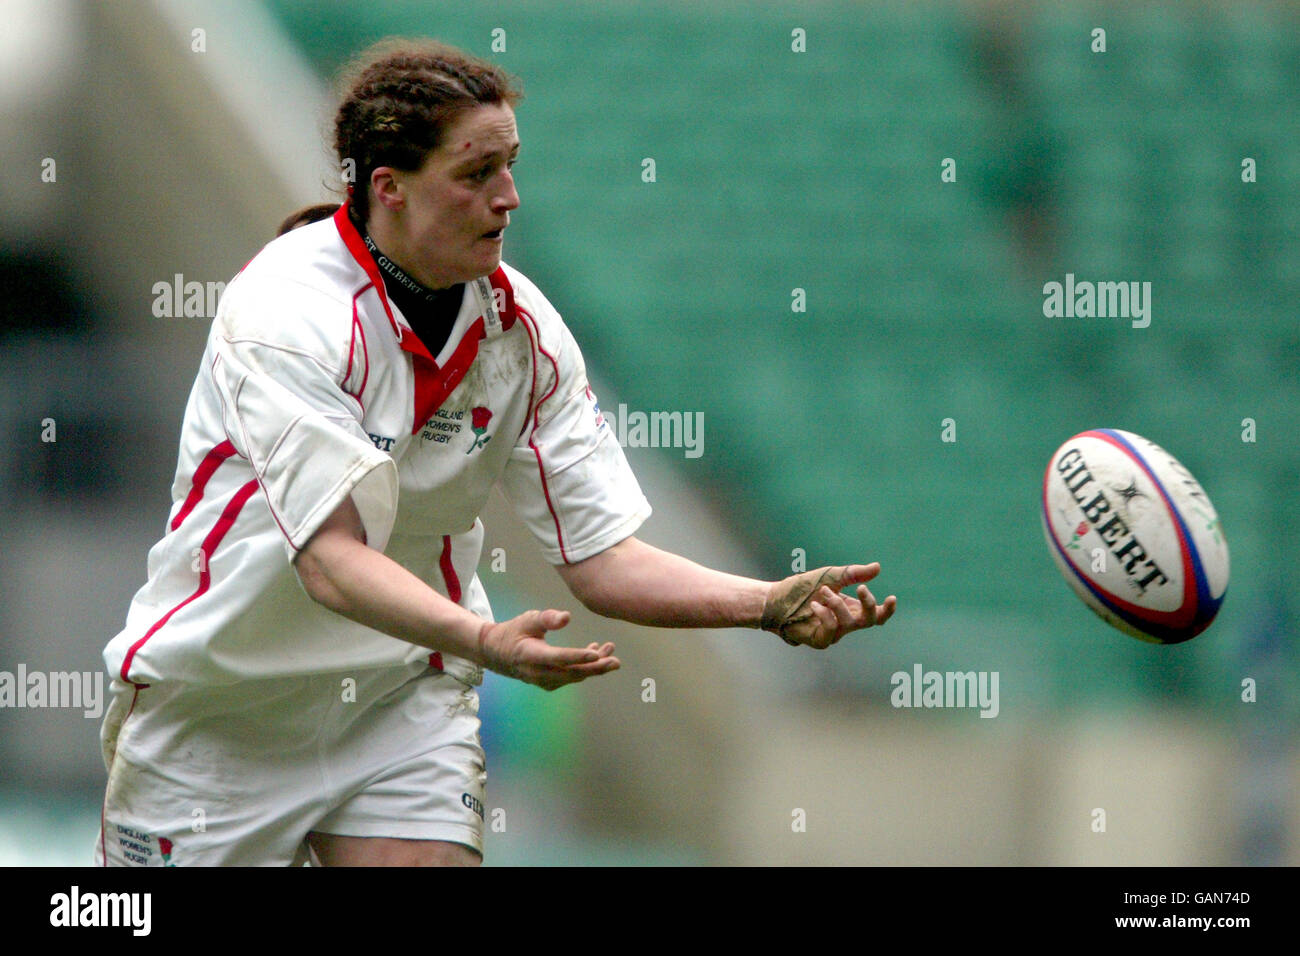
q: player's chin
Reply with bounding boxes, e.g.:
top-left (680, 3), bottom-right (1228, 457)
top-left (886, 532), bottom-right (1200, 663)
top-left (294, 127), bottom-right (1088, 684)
top-left (475, 238), bottom-right (504, 267)
top-left (465, 256), bottom-right (500, 282)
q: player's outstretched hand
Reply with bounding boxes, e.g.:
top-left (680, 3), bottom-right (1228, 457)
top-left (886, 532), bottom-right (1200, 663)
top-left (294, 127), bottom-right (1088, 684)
top-left (477, 609), bottom-right (620, 690)
top-left (762, 563), bottom-right (897, 649)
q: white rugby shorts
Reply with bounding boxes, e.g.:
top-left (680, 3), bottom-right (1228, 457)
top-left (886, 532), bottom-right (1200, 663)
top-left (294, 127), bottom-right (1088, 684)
top-left (95, 663), bottom-right (486, 866)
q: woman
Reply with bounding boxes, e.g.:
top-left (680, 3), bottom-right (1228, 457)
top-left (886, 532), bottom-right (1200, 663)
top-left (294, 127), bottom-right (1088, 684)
top-left (98, 39), bottom-right (896, 867)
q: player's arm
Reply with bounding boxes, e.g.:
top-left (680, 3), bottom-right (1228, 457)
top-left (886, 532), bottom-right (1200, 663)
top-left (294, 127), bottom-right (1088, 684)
top-left (294, 496), bottom-right (619, 690)
top-left (555, 535), bottom-right (897, 649)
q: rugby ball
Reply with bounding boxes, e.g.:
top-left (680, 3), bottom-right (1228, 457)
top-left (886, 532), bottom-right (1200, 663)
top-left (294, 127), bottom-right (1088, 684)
top-left (1041, 429), bottom-right (1228, 644)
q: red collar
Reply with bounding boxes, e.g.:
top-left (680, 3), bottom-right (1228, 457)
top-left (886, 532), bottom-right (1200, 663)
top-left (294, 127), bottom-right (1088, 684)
top-left (333, 200), bottom-right (516, 344)
top-left (333, 200), bottom-right (519, 433)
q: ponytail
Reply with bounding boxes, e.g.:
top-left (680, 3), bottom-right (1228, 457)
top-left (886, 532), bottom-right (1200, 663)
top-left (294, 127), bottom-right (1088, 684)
top-left (275, 203), bottom-right (342, 237)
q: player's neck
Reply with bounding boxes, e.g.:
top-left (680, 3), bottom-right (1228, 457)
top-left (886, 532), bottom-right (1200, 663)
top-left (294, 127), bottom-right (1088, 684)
top-left (363, 218), bottom-right (454, 292)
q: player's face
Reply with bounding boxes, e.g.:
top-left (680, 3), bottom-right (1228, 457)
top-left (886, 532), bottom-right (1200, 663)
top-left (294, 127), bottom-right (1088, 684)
top-left (380, 102), bottom-right (521, 289)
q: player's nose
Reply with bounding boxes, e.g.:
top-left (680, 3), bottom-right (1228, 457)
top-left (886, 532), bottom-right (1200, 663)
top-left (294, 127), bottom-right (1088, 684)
top-left (494, 170), bottom-right (520, 212)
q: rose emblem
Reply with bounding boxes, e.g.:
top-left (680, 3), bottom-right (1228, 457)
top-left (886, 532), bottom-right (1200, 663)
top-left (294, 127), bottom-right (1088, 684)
top-left (467, 406), bottom-right (493, 453)
top-left (1060, 512), bottom-right (1088, 550)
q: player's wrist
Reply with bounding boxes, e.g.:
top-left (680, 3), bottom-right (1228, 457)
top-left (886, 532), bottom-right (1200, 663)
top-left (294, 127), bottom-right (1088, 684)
top-left (475, 619), bottom-right (496, 669)
top-left (474, 618), bottom-right (517, 679)
top-left (748, 580), bottom-right (773, 629)
top-left (762, 568), bottom-right (837, 646)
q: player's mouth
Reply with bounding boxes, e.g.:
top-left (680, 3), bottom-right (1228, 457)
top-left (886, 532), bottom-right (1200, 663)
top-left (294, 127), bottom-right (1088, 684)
top-left (481, 227), bottom-right (505, 242)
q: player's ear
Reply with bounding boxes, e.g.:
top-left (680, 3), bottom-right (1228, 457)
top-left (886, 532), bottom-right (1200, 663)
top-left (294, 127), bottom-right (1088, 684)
top-left (370, 167), bottom-right (405, 212)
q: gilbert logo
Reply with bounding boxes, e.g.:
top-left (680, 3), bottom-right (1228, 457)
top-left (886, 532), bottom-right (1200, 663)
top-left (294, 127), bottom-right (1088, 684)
top-left (50, 886), bottom-right (152, 936)
top-left (466, 406), bottom-right (493, 454)
top-left (461, 792), bottom-right (486, 820)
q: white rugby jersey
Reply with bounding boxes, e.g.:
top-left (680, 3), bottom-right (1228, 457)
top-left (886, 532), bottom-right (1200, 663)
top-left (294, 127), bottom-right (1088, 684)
top-left (105, 203), bottom-right (651, 688)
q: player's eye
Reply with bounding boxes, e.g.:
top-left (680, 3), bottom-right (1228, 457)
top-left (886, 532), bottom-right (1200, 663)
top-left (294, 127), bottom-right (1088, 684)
top-left (467, 156), bottom-right (517, 184)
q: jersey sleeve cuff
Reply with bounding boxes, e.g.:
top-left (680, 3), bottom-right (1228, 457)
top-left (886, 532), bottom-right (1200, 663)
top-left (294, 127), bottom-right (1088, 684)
top-left (278, 443), bottom-right (399, 561)
top-left (541, 500), bottom-right (653, 566)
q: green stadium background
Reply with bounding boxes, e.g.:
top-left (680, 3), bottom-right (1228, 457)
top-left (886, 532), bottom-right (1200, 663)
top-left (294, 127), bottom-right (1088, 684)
top-left (0, 0), bottom-right (1295, 865)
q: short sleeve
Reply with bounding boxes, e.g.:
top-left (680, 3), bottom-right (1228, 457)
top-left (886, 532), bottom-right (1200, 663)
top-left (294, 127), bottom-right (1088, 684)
top-left (501, 303), bottom-right (651, 565)
top-left (211, 284), bottom-right (398, 560)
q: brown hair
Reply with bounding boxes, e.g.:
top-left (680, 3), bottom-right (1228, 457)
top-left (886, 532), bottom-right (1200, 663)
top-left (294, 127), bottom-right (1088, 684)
top-left (275, 39), bottom-right (522, 237)
top-left (275, 202), bottom-right (342, 237)
top-left (333, 38), bottom-right (523, 223)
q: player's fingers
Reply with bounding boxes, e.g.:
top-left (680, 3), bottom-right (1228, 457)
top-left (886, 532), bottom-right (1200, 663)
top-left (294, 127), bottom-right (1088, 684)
top-left (808, 600), bottom-right (837, 638)
top-left (563, 656), bottom-right (621, 677)
top-left (820, 586), bottom-right (855, 628)
top-left (537, 608), bottom-right (571, 631)
top-left (829, 563), bottom-right (881, 588)
top-left (514, 609), bottom-right (566, 639)
top-left (875, 595), bottom-right (897, 625)
top-left (857, 585), bottom-right (878, 627)
top-left (532, 642), bottom-right (601, 666)
top-left (537, 656), bottom-right (621, 689)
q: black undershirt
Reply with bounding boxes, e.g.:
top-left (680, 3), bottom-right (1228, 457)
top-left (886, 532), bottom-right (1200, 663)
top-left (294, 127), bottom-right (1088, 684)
top-left (362, 231), bottom-right (464, 358)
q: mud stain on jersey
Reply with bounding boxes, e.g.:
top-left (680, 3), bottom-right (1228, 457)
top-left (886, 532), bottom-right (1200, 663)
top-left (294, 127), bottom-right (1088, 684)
top-left (447, 359), bottom-right (486, 410)
top-left (479, 338), bottom-right (532, 393)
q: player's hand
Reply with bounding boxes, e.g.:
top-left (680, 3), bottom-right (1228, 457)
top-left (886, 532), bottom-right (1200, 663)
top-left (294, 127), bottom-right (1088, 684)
top-left (761, 563), bottom-right (897, 649)
top-left (477, 609), bottom-right (620, 690)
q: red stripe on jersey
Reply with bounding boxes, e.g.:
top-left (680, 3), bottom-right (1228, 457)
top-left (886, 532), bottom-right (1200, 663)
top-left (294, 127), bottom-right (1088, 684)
top-left (439, 534), bottom-right (462, 604)
top-left (487, 267), bottom-right (517, 331)
top-left (412, 316), bottom-right (486, 434)
top-left (120, 479), bottom-right (261, 686)
top-left (334, 202), bottom-right (399, 338)
top-left (334, 201), bottom-right (490, 435)
top-left (356, 312), bottom-right (370, 401)
top-left (344, 289), bottom-right (371, 411)
top-left (334, 200), bottom-right (436, 366)
top-left (171, 440), bottom-right (238, 531)
top-left (428, 534), bottom-right (462, 671)
top-left (517, 308), bottom-right (569, 563)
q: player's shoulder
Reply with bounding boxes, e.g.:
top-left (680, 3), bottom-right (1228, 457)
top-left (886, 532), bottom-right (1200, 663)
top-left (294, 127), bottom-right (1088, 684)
top-left (495, 261), bottom-right (589, 383)
top-left (228, 217), bottom-right (360, 310)
top-left (496, 262), bottom-right (559, 324)
top-left (496, 261), bottom-right (574, 349)
top-left (216, 217), bottom-right (362, 354)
